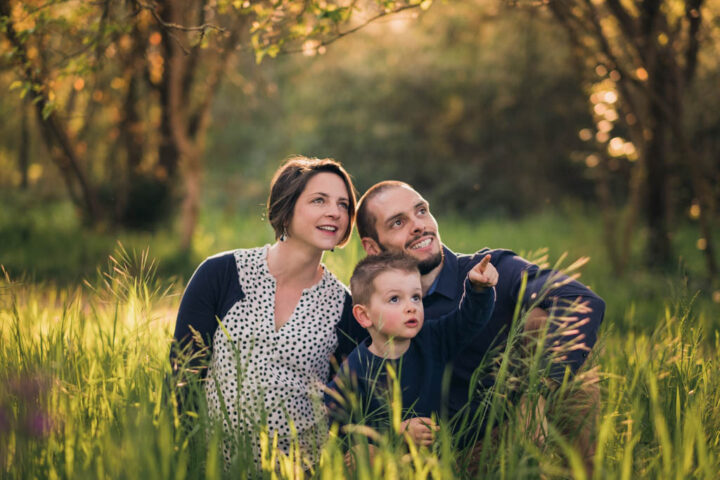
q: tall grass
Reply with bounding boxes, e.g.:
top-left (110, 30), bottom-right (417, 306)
top-left (1, 240), bottom-right (719, 479)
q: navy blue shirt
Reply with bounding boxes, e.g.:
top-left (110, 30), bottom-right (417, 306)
top-left (325, 281), bottom-right (495, 429)
top-left (425, 246), bottom-right (606, 415)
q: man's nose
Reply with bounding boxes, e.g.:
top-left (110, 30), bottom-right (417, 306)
top-left (409, 217), bottom-right (423, 234)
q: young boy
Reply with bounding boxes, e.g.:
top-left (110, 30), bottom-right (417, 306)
top-left (325, 251), bottom-right (498, 446)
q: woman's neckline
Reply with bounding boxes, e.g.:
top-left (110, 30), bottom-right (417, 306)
top-left (260, 244), bottom-right (329, 293)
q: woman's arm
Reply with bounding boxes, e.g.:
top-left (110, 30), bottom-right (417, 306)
top-left (170, 252), bottom-right (244, 378)
top-left (331, 292), bottom-right (368, 372)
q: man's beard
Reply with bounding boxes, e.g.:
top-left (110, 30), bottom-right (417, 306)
top-left (377, 237), bottom-right (444, 275)
top-left (417, 250), bottom-right (443, 275)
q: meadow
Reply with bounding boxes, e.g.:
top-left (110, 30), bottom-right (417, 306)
top-left (1, 200), bottom-right (719, 479)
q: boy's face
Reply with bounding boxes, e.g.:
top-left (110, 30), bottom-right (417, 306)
top-left (365, 269), bottom-right (425, 340)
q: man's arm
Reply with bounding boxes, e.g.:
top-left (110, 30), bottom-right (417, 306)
top-left (510, 255), bottom-right (605, 379)
top-left (427, 256), bottom-right (498, 360)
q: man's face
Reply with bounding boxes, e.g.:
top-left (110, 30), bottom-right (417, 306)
top-left (362, 186), bottom-right (443, 275)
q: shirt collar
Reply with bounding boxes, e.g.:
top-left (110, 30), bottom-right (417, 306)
top-left (425, 245), bottom-right (459, 300)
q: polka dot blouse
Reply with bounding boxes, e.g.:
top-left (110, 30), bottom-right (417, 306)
top-left (204, 245), bottom-right (348, 464)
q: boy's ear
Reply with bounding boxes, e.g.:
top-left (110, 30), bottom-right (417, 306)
top-left (361, 237), bottom-right (382, 255)
top-left (352, 304), bottom-right (373, 329)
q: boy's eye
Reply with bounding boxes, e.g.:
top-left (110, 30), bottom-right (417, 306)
top-left (411, 294), bottom-right (421, 302)
top-left (388, 295), bottom-right (399, 303)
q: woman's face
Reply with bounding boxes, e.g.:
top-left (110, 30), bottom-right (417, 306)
top-left (287, 172), bottom-right (351, 251)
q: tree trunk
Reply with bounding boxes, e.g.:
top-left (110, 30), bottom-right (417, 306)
top-left (34, 107), bottom-right (102, 223)
top-left (1, 0), bottom-right (101, 223)
top-left (19, 98), bottom-right (29, 190)
top-left (643, 105), bottom-right (672, 268)
top-left (180, 152), bottom-right (201, 251)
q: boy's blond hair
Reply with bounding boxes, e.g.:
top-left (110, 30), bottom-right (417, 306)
top-left (349, 252), bottom-right (419, 306)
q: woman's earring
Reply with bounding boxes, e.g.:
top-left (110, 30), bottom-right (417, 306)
top-left (280, 227), bottom-right (288, 242)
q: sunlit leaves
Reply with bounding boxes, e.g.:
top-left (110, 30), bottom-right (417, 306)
top-left (248, 0), bottom-right (421, 61)
top-left (0, 0), bottom-right (426, 232)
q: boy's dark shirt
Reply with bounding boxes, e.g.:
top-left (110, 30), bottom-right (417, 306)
top-left (424, 246), bottom-right (606, 416)
top-left (325, 281), bottom-right (495, 428)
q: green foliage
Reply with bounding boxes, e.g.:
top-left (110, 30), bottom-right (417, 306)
top-left (1, 236), bottom-right (719, 478)
top-left (1, 193), bottom-right (718, 327)
top-left (207, 2), bottom-right (597, 218)
top-left (1, 0), bottom-right (426, 235)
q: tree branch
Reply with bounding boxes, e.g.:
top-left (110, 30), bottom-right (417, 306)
top-left (133, 0), bottom-right (225, 34)
top-left (280, 3), bottom-right (421, 55)
top-left (684, 0), bottom-right (703, 83)
top-left (604, 0), bottom-right (637, 41)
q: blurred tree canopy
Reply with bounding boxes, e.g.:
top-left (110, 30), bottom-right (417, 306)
top-left (269, 2), bottom-right (595, 216)
top-left (0, 0), bottom-right (425, 249)
top-left (1, 0), bottom-right (719, 276)
top-left (548, 0), bottom-right (720, 276)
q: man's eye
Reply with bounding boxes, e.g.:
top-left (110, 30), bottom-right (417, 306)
top-left (418, 207), bottom-right (427, 215)
top-left (392, 219), bottom-right (403, 228)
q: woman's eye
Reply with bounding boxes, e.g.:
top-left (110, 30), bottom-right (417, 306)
top-left (312, 197), bottom-right (324, 204)
top-left (338, 202), bottom-right (349, 210)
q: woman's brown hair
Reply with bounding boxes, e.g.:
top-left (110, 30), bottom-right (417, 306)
top-left (267, 156), bottom-right (357, 247)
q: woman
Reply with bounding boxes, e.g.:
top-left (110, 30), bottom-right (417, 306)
top-left (171, 156), bottom-right (366, 466)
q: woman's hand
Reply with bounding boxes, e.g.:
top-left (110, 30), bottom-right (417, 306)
top-left (400, 417), bottom-right (439, 446)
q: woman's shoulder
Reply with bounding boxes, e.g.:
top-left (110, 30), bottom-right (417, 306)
top-left (318, 264), bottom-right (350, 297)
top-left (192, 250), bottom-right (236, 277)
top-left (193, 245), bottom-right (268, 279)
top-left (197, 246), bottom-right (267, 269)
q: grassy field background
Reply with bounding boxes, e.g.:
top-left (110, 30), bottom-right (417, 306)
top-left (1, 197), bottom-right (719, 479)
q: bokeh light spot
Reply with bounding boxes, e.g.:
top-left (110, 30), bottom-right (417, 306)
top-left (689, 203), bottom-right (701, 219)
top-left (579, 129), bottom-right (593, 141)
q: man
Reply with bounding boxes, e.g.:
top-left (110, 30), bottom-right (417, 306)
top-left (354, 180), bottom-right (605, 467)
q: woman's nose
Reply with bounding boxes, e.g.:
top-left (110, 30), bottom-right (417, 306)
top-left (325, 203), bottom-right (341, 218)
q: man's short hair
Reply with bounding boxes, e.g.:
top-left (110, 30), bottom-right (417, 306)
top-left (356, 180), bottom-right (411, 242)
top-left (350, 252), bottom-right (419, 306)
